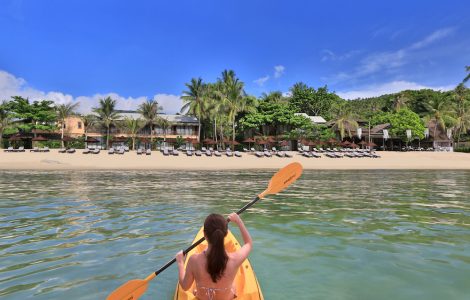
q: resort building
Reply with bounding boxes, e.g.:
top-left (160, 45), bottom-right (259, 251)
top-left (63, 111), bottom-right (199, 141)
top-left (294, 113), bottom-right (327, 124)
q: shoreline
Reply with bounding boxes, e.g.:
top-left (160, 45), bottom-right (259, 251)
top-left (1, 151), bottom-right (470, 170)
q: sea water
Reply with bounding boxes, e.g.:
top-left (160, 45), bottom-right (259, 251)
top-left (0, 170), bottom-right (469, 299)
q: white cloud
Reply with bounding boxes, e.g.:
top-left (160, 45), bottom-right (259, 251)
top-left (274, 65), bottom-right (285, 78)
top-left (0, 70), bottom-right (182, 114)
top-left (410, 27), bottom-right (455, 50)
top-left (337, 80), bottom-right (455, 100)
top-left (329, 27), bottom-right (456, 83)
top-left (254, 75), bottom-right (270, 86)
top-left (321, 49), bottom-right (360, 62)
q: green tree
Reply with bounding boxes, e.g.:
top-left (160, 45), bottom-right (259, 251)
top-left (92, 96), bottom-right (120, 149)
top-left (331, 104), bottom-right (358, 139)
top-left (422, 94), bottom-right (454, 139)
top-left (81, 114), bottom-right (96, 145)
top-left (157, 117), bottom-right (172, 142)
top-left (463, 66), bottom-right (470, 83)
top-left (181, 77), bottom-right (206, 141)
top-left (393, 93), bottom-right (409, 111)
top-left (56, 102), bottom-right (80, 147)
top-left (217, 70), bottom-right (255, 144)
top-left (0, 102), bottom-right (11, 148)
top-left (121, 117), bottom-right (143, 150)
top-left (6, 96), bottom-right (57, 134)
top-left (453, 84), bottom-right (470, 143)
top-left (288, 83), bottom-right (341, 119)
top-left (138, 99), bottom-right (162, 149)
top-left (372, 109), bottom-right (425, 140)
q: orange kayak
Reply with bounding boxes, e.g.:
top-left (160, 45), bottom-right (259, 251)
top-left (174, 227), bottom-right (264, 300)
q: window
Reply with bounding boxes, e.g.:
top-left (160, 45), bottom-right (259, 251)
top-left (78, 122), bottom-right (82, 129)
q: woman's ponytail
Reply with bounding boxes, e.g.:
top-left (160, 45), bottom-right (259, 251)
top-left (204, 214), bottom-right (228, 282)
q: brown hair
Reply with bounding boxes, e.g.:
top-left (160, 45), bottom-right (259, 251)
top-left (204, 213), bottom-right (228, 282)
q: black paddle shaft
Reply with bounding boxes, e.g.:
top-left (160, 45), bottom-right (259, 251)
top-left (153, 195), bottom-right (261, 277)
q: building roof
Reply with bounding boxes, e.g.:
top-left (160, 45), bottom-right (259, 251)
top-left (116, 110), bottom-right (198, 124)
top-left (294, 113), bottom-right (326, 124)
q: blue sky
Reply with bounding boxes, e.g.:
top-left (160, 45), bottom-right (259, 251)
top-left (0, 0), bottom-right (469, 113)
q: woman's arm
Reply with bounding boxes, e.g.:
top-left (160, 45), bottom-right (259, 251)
top-left (176, 250), bottom-right (195, 291)
top-left (228, 213), bottom-right (252, 263)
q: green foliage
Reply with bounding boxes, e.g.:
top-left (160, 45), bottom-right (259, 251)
top-left (175, 135), bottom-right (184, 148)
top-left (5, 96), bottom-right (57, 133)
top-left (288, 83), bottom-right (341, 120)
top-left (372, 109), bottom-right (425, 140)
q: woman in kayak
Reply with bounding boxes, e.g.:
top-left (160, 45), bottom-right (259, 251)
top-left (176, 212), bottom-right (252, 300)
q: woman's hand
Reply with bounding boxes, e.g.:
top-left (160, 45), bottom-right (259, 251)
top-left (176, 250), bottom-right (185, 265)
top-left (228, 213), bottom-right (242, 225)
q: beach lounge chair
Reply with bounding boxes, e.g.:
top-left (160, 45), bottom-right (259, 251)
top-left (67, 148), bottom-right (76, 153)
top-left (173, 149), bottom-right (179, 156)
top-left (234, 151), bottom-right (242, 157)
top-left (195, 150), bottom-right (202, 156)
top-left (92, 148), bottom-right (100, 154)
top-left (205, 150), bottom-right (212, 156)
top-left (312, 152), bottom-right (322, 158)
top-left (4, 146), bottom-right (13, 152)
top-left (251, 147), bottom-right (256, 152)
top-left (117, 148), bottom-right (125, 154)
top-left (82, 148), bottom-right (90, 154)
top-left (163, 148), bottom-right (170, 156)
top-left (124, 146), bottom-right (130, 152)
top-left (108, 148), bottom-right (115, 154)
top-left (137, 148), bottom-right (143, 155)
top-left (255, 151), bottom-right (264, 157)
top-left (146, 149), bottom-right (151, 155)
top-left (276, 151), bottom-right (285, 157)
top-left (214, 150), bottom-right (222, 157)
top-left (263, 150), bottom-right (272, 157)
top-left (17, 146), bottom-right (25, 152)
top-left (302, 152), bottom-right (313, 158)
top-left (285, 152), bottom-right (293, 158)
top-left (226, 149), bottom-right (233, 157)
top-left (30, 147), bottom-right (40, 152)
top-left (42, 147), bottom-right (50, 152)
top-left (58, 148), bottom-right (66, 153)
top-left (201, 147), bottom-right (207, 152)
top-left (186, 150), bottom-right (193, 156)
top-left (243, 147), bottom-right (249, 152)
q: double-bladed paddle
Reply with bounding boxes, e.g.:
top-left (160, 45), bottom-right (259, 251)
top-left (106, 162), bottom-right (303, 300)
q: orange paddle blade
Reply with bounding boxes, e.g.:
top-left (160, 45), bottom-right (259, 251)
top-left (258, 162), bottom-right (303, 198)
top-left (106, 279), bottom-right (148, 300)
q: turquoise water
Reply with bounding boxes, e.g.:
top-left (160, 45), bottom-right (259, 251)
top-left (0, 170), bottom-right (469, 299)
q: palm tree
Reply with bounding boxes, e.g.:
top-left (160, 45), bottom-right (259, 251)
top-left (393, 93), bottom-right (409, 111)
top-left (92, 96), bottom-right (120, 149)
top-left (217, 70), bottom-right (255, 144)
top-left (81, 114), bottom-right (96, 147)
top-left (56, 102), bottom-right (80, 147)
top-left (181, 77), bottom-right (206, 141)
top-left (121, 117), bottom-right (143, 150)
top-left (453, 84), bottom-right (470, 144)
top-left (157, 117), bottom-right (172, 143)
top-left (331, 105), bottom-right (359, 139)
top-left (463, 66), bottom-right (470, 83)
top-left (0, 102), bottom-right (11, 149)
top-left (138, 99), bottom-right (161, 149)
top-left (422, 94), bottom-right (454, 139)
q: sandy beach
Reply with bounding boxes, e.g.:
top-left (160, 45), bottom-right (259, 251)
top-left (1, 150), bottom-right (470, 170)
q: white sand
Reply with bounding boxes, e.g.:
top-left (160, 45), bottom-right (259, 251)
top-left (1, 150), bottom-right (470, 170)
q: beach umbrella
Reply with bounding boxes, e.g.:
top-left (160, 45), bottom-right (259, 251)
top-left (256, 139), bottom-right (267, 145)
top-left (327, 138), bottom-right (338, 145)
top-left (367, 141), bottom-right (377, 148)
top-left (32, 135), bottom-right (48, 141)
top-left (61, 136), bottom-right (75, 142)
top-left (350, 142), bottom-right (358, 149)
top-left (243, 137), bottom-right (255, 149)
top-left (227, 140), bottom-right (240, 145)
top-left (341, 140), bottom-right (351, 147)
top-left (85, 137), bottom-right (99, 143)
top-left (279, 140), bottom-right (289, 147)
top-left (185, 137), bottom-right (194, 143)
top-left (267, 136), bottom-right (276, 143)
top-left (358, 140), bottom-right (367, 145)
top-left (203, 138), bottom-right (216, 145)
top-left (9, 133), bottom-right (26, 141)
